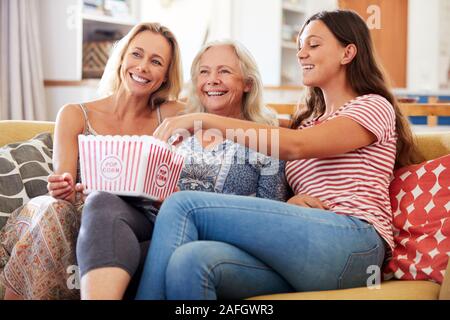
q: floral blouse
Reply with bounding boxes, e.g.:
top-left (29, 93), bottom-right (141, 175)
top-left (126, 135), bottom-right (289, 220)
top-left (177, 136), bottom-right (289, 200)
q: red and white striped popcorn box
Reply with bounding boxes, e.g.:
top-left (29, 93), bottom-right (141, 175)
top-left (78, 135), bottom-right (185, 200)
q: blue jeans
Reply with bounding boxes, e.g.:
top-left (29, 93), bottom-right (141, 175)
top-left (135, 191), bottom-right (386, 300)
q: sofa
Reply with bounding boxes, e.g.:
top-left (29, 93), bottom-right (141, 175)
top-left (0, 120), bottom-right (449, 300)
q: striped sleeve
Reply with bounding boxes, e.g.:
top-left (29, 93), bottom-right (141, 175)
top-left (337, 95), bottom-right (396, 144)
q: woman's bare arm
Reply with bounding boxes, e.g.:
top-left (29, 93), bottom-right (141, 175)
top-left (154, 113), bottom-right (376, 161)
top-left (51, 104), bottom-right (86, 201)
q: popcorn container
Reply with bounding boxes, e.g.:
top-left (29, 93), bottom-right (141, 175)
top-left (78, 135), bottom-right (185, 200)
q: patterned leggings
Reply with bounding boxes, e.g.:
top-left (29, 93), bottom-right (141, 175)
top-left (0, 196), bottom-right (81, 300)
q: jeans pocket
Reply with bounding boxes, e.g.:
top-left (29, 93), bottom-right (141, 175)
top-left (338, 244), bottom-right (382, 289)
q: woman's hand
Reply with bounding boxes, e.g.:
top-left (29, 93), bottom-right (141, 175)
top-left (287, 194), bottom-right (330, 210)
top-left (47, 173), bottom-right (75, 201)
top-left (74, 183), bottom-right (87, 204)
top-left (47, 173), bottom-right (86, 204)
top-left (153, 113), bottom-right (205, 143)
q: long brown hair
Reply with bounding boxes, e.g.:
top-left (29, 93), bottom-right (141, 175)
top-left (291, 10), bottom-right (422, 168)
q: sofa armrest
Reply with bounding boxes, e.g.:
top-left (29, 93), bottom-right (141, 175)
top-left (0, 120), bottom-right (55, 147)
top-left (439, 259), bottom-right (450, 300)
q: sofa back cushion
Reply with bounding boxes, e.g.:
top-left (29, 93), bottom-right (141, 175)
top-left (0, 121), bottom-right (55, 147)
top-left (0, 133), bottom-right (54, 228)
top-left (415, 132), bottom-right (450, 162)
top-left (386, 154), bottom-right (450, 284)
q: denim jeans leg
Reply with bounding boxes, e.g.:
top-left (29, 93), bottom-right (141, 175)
top-left (165, 241), bottom-right (294, 300)
top-left (135, 191), bottom-right (385, 300)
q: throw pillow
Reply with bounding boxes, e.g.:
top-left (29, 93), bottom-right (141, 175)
top-left (386, 154), bottom-right (450, 284)
top-left (0, 132), bottom-right (53, 229)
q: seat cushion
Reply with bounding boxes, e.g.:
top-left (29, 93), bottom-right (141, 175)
top-left (249, 280), bottom-right (441, 300)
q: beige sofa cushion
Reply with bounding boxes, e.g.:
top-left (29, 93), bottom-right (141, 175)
top-left (415, 132), bottom-right (450, 161)
top-left (0, 121), bottom-right (55, 147)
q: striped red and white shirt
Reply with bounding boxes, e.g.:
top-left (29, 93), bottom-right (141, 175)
top-left (285, 94), bottom-right (397, 250)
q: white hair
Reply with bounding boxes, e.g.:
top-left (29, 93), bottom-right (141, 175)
top-left (185, 39), bottom-right (278, 125)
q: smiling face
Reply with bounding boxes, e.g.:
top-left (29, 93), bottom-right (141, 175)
top-left (120, 30), bottom-right (172, 97)
top-left (195, 45), bottom-right (251, 117)
top-left (297, 20), bottom-right (347, 88)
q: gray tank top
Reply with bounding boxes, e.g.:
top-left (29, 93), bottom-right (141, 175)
top-left (78, 104), bottom-right (99, 135)
top-left (78, 103), bottom-right (163, 133)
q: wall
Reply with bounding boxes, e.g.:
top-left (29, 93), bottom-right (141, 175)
top-left (230, 0), bottom-right (282, 86)
top-left (140, 0), bottom-right (232, 82)
top-left (306, 0), bottom-right (338, 14)
top-left (140, 0), bottom-right (338, 86)
top-left (438, 0), bottom-right (450, 90)
top-left (407, 0), bottom-right (440, 91)
top-left (44, 86), bottom-right (98, 120)
top-left (407, 0), bottom-right (450, 93)
top-left (40, 0), bottom-right (82, 81)
top-left (39, 0), bottom-right (450, 120)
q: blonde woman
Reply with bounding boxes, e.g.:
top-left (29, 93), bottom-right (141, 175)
top-left (0, 22), bottom-right (184, 300)
top-left (76, 40), bottom-right (289, 299)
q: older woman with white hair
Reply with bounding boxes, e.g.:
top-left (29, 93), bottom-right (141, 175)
top-left (0, 22), bottom-right (184, 300)
top-left (75, 39), bottom-right (289, 300)
top-left (185, 40), bottom-right (277, 125)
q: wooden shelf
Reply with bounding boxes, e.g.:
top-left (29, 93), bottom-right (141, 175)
top-left (44, 79), bottom-right (100, 87)
top-left (82, 13), bottom-right (137, 26)
top-left (267, 102), bottom-right (450, 127)
top-left (399, 103), bottom-right (450, 116)
top-left (267, 103), bottom-right (299, 115)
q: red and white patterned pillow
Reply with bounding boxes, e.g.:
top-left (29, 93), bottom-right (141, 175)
top-left (386, 154), bottom-right (450, 284)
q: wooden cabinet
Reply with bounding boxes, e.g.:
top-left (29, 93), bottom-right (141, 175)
top-left (39, 0), bottom-right (140, 81)
top-left (338, 0), bottom-right (408, 88)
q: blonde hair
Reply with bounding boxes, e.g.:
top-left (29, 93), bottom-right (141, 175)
top-left (185, 40), bottom-right (278, 125)
top-left (98, 22), bottom-right (183, 109)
